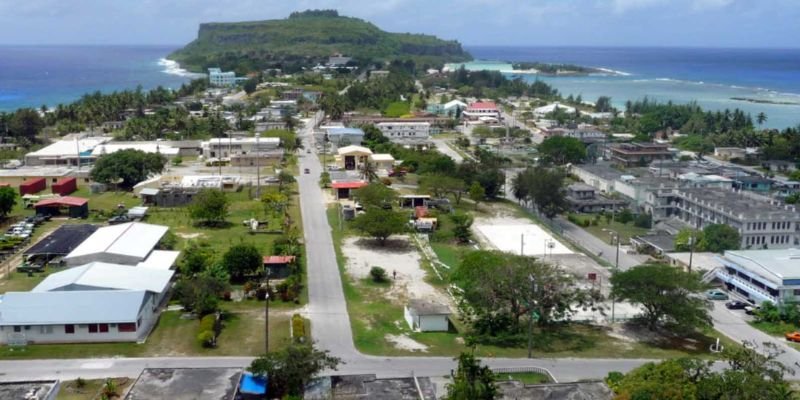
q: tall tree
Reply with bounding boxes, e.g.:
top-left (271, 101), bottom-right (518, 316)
top-left (611, 263), bottom-right (711, 332)
top-left (248, 343), bottom-right (341, 398)
top-left (756, 112), bottom-right (767, 128)
top-left (537, 136), bottom-right (587, 165)
top-left (701, 224), bottom-right (741, 253)
top-left (353, 183), bottom-right (396, 210)
top-left (221, 244), bottom-right (262, 282)
top-left (188, 189), bottom-right (230, 226)
top-left (514, 167), bottom-right (568, 218)
top-left (0, 187), bottom-right (17, 218)
top-left (90, 149), bottom-right (166, 189)
top-left (352, 208), bottom-right (407, 246)
top-left (445, 352), bottom-right (497, 400)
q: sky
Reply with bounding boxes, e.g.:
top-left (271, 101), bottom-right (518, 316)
top-left (0, 0), bottom-right (798, 48)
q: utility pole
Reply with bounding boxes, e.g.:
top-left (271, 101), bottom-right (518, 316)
top-left (611, 231), bottom-right (620, 323)
top-left (688, 230), bottom-right (696, 273)
top-left (527, 275), bottom-right (536, 359)
top-left (520, 234), bottom-right (524, 256)
top-left (265, 268), bottom-right (270, 354)
top-left (255, 133), bottom-right (261, 198)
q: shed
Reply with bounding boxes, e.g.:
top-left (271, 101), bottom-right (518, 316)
top-left (34, 196), bottom-right (89, 218)
top-left (127, 206), bottom-right (149, 220)
top-left (24, 224), bottom-right (98, 264)
top-left (404, 299), bottom-right (451, 332)
top-left (19, 177), bottom-right (46, 195)
top-left (263, 255), bottom-right (296, 279)
top-left (63, 222), bottom-right (168, 266)
top-left (332, 181), bottom-right (367, 199)
top-left (400, 195), bottom-right (430, 208)
top-left (51, 177), bottom-right (77, 196)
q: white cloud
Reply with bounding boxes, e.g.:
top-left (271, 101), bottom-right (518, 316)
top-left (610, 0), bottom-right (665, 13)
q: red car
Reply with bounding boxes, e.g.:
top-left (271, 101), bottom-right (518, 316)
top-left (785, 332), bottom-right (800, 342)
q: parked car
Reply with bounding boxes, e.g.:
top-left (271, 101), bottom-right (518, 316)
top-left (745, 305), bottom-right (761, 315)
top-left (786, 332), bottom-right (800, 342)
top-left (706, 289), bottom-right (729, 300)
top-left (304, 168), bottom-right (310, 174)
top-left (725, 300), bottom-right (748, 310)
top-left (108, 214), bottom-right (131, 225)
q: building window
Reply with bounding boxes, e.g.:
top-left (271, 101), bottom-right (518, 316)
top-left (39, 326), bottom-right (53, 334)
top-left (118, 323), bottom-right (136, 332)
top-left (13, 326), bottom-right (21, 333)
top-left (99, 324), bottom-right (109, 333)
top-left (65, 324), bottom-right (75, 334)
top-left (794, 289), bottom-right (800, 296)
top-left (88, 324), bottom-right (98, 333)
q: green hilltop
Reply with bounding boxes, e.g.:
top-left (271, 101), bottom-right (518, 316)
top-left (169, 10), bottom-right (472, 73)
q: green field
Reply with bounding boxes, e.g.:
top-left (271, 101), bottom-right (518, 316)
top-left (568, 213), bottom-right (650, 245)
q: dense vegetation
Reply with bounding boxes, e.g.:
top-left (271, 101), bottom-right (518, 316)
top-left (511, 62), bottom-right (599, 75)
top-left (169, 10), bottom-right (471, 74)
top-left (424, 67), bottom-right (560, 99)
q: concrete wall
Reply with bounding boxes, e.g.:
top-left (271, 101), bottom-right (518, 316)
top-left (418, 315), bottom-right (449, 332)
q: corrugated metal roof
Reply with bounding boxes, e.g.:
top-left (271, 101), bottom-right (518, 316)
top-left (34, 196), bottom-right (88, 207)
top-left (32, 262), bottom-right (173, 294)
top-left (263, 255), bottom-right (295, 264)
top-left (64, 222), bottom-right (168, 261)
top-left (0, 290), bottom-right (146, 325)
top-left (136, 250), bottom-right (180, 270)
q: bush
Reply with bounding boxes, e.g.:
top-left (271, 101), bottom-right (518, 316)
top-left (197, 314), bottom-right (217, 348)
top-left (291, 314), bottom-right (306, 343)
top-left (255, 286), bottom-right (268, 301)
top-left (617, 208), bottom-right (634, 224)
top-left (197, 330), bottom-right (215, 348)
top-left (370, 266), bottom-right (387, 283)
top-left (634, 213), bottom-right (652, 229)
top-left (381, 177), bottom-right (393, 186)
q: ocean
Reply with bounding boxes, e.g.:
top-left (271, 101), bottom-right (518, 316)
top-left (1, 45), bottom-right (799, 129)
top-left (463, 46), bottom-right (800, 130)
top-left (0, 45), bottom-right (198, 112)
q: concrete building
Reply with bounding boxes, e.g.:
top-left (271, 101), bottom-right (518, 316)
top-left (0, 290), bottom-right (156, 344)
top-left (325, 127), bottom-right (365, 148)
top-left (607, 143), bottom-right (674, 167)
top-left (714, 147), bottom-right (747, 161)
top-left (208, 68), bottom-right (238, 87)
top-left (716, 249), bottom-right (800, 305)
top-left (201, 137), bottom-right (281, 159)
top-left (533, 102), bottom-right (576, 117)
top-left (404, 299), bottom-right (451, 332)
top-left (63, 222), bottom-right (172, 266)
top-left (336, 145), bottom-right (373, 171)
top-left (126, 368), bottom-right (243, 400)
top-left (462, 101), bottom-right (500, 121)
top-left (674, 188), bottom-right (800, 249)
top-left (566, 183), bottom-right (627, 213)
top-left (570, 163), bottom-right (621, 194)
top-left (377, 121), bottom-right (430, 140)
top-left (25, 136), bottom-right (110, 166)
top-left (0, 380), bottom-right (60, 400)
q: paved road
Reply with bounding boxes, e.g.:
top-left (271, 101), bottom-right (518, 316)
top-left (430, 138), bottom-right (465, 163)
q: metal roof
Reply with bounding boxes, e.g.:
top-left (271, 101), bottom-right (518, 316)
top-left (33, 262), bottom-right (174, 294)
top-left (407, 299), bottom-right (451, 315)
top-left (722, 249), bottom-right (800, 282)
top-left (64, 222), bottom-right (168, 262)
top-left (136, 250), bottom-right (180, 270)
top-left (34, 196), bottom-right (89, 208)
top-left (0, 290), bottom-right (146, 325)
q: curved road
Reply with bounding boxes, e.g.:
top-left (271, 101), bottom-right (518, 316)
top-left (0, 114), bottom-right (653, 383)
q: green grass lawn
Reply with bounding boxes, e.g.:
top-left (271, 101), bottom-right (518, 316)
top-left (327, 205), bottom-right (734, 359)
top-left (749, 320), bottom-right (798, 336)
top-left (0, 268), bottom-right (49, 293)
top-left (568, 213), bottom-right (650, 245)
top-left (495, 372), bottom-right (551, 384)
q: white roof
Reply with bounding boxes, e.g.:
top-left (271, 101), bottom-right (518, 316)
top-left (376, 121), bottom-right (430, 127)
top-left (203, 137), bottom-right (280, 146)
top-left (534, 102), bottom-right (576, 115)
top-left (722, 249), bottom-right (800, 282)
top-left (370, 154), bottom-right (395, 162)
top-left (91, 143), bottom-right (180, 157)
top-left (0, 290), bottom-right (146, 326)
top-left (33, 262), bottom-right (174, 294)
top-left (337, 145), bottom-right (373, 155)
top-left (137, 250), bottom-right (180, 270)
top-left (27, 136), bottom-right (110, 157)
top-left (64, 222), bottom-right (168, 262)
top-left (444, 100), bottom-right (468, 109)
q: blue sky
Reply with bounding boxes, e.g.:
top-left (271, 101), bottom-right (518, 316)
top-left (0, 0), bottom-right (797, 47)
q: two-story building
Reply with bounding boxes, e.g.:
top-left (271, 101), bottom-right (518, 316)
top-left (462, 102), bottom-right (500, 122)
top-left (201, 137), bottom-right (281, 159)
top-left (565, 183), bottom-right (627, 213)
top-left (673, 188), bottom-right (800, 249)
top-left (716, 249), bottom-right (800, 305)
top-left (208, 68), bottom-right (238, 87)
top-left (607, 143), bottom-right (674, 167)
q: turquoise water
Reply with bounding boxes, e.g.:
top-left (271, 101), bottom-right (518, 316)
top-left (463, 46), bottom-right (800, 130)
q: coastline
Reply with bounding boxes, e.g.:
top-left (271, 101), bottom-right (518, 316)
top-left (158, 58), bottom-right (206, 78)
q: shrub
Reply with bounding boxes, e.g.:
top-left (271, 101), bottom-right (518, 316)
top-left (102, 380), bottom-right (118, 398)
top-left (255, 286), bottom-right (268, 301)
top-left (291, 314), bottom-right (306, 343)
top-left (381, 177), bottom-right (393, 186)
top-left (197, 314), bottom-right (217, 348)
top-left (617, 208), bottom-right (634, 224)
top-left (197, 330), bottom-right (215, 348)
top-left (370, 266), bottom-right (387, 283)
top-left (75, 377), bottom-right (86, 389)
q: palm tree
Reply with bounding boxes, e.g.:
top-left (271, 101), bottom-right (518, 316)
top-left (757, 112), bottom-right (767, 128)
top-left (359, 161), bottom-right (378, 183)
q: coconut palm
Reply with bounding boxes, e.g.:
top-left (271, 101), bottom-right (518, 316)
top-left (757, 112), bottom-right (768, 128)
top-left (359, 161), bottom-right (378, 183)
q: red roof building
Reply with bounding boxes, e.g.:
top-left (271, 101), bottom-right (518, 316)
top-left (263, 255), bottom-right (297, 278)
top-left (331, 181), bottom-right (368, 199)
top-left (463, 101), bottom-right (501, 121)
top-left (33, 196), bottom-right (89, 218)
top-left (263, 255), bottom-right (297, 265)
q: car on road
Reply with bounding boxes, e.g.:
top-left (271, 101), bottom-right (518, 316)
top-left (304, 168), bottom-right (310, 174)
top-left (725, 300), bottom-right (748, 310)
top-left (745, 305), bottom-right (761, 315)
top-left (786, 332), bottom-right (800, 342)
top-left (706, 289), bottom-right (729, 300)
top-left (108, 214), bottom-right (131, 225)
top-left (306, 149), bottom-right (311, 154)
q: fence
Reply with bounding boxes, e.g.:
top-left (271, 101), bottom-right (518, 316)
top-left (491, 366), bottom-right (558, 384)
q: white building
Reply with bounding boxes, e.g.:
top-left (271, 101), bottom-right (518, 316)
top-left (201, 137), bottom-right (281, 159)
top-left (208, 68), bottom-right (237, 87)
top-left (462, 102), bottom-right (500, 121)
top-left (91, 142), bottom-right (181, 158)
top-left (25, 136), bottom-right (111, 166)
top-left (376, 122), bottom-right (430, 142)
top-left (63, 222), bottom-right (175, 267)
top-left (404, 299), bottom-right (451, 332)
top-left (716, 249), bottom-right (800, 305)
top-left (534, 102), bottom-right (576, 117)
top-left (0, 290), bottom-right (156, 344)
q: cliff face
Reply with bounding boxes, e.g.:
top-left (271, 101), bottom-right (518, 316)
top-left (169, 11), bottom-right (471, 73)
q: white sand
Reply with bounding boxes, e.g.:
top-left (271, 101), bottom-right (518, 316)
top-left (385, 334), bottom-right (429, 352)
top-left (474, 216), bottom-right (573, 256)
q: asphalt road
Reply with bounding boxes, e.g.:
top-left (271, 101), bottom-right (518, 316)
top-left (430, 138), bottom-right (465, 163)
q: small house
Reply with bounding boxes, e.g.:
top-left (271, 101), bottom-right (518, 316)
top-left (399, 195), bottom-right (430, 208)
top-left (404, 299), bottom-right (451, 332)
top-left (336, 145), bottom-right (372, 171)
top-left (263, 255), bottom-right (296, 279)
top-left (332, 181), bottom-right (367, 200)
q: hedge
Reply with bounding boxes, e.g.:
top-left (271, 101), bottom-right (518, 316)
top-left (197, 314), bottom-right (217, 348)
top-left (291, 313), bottom-right (306, 343)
